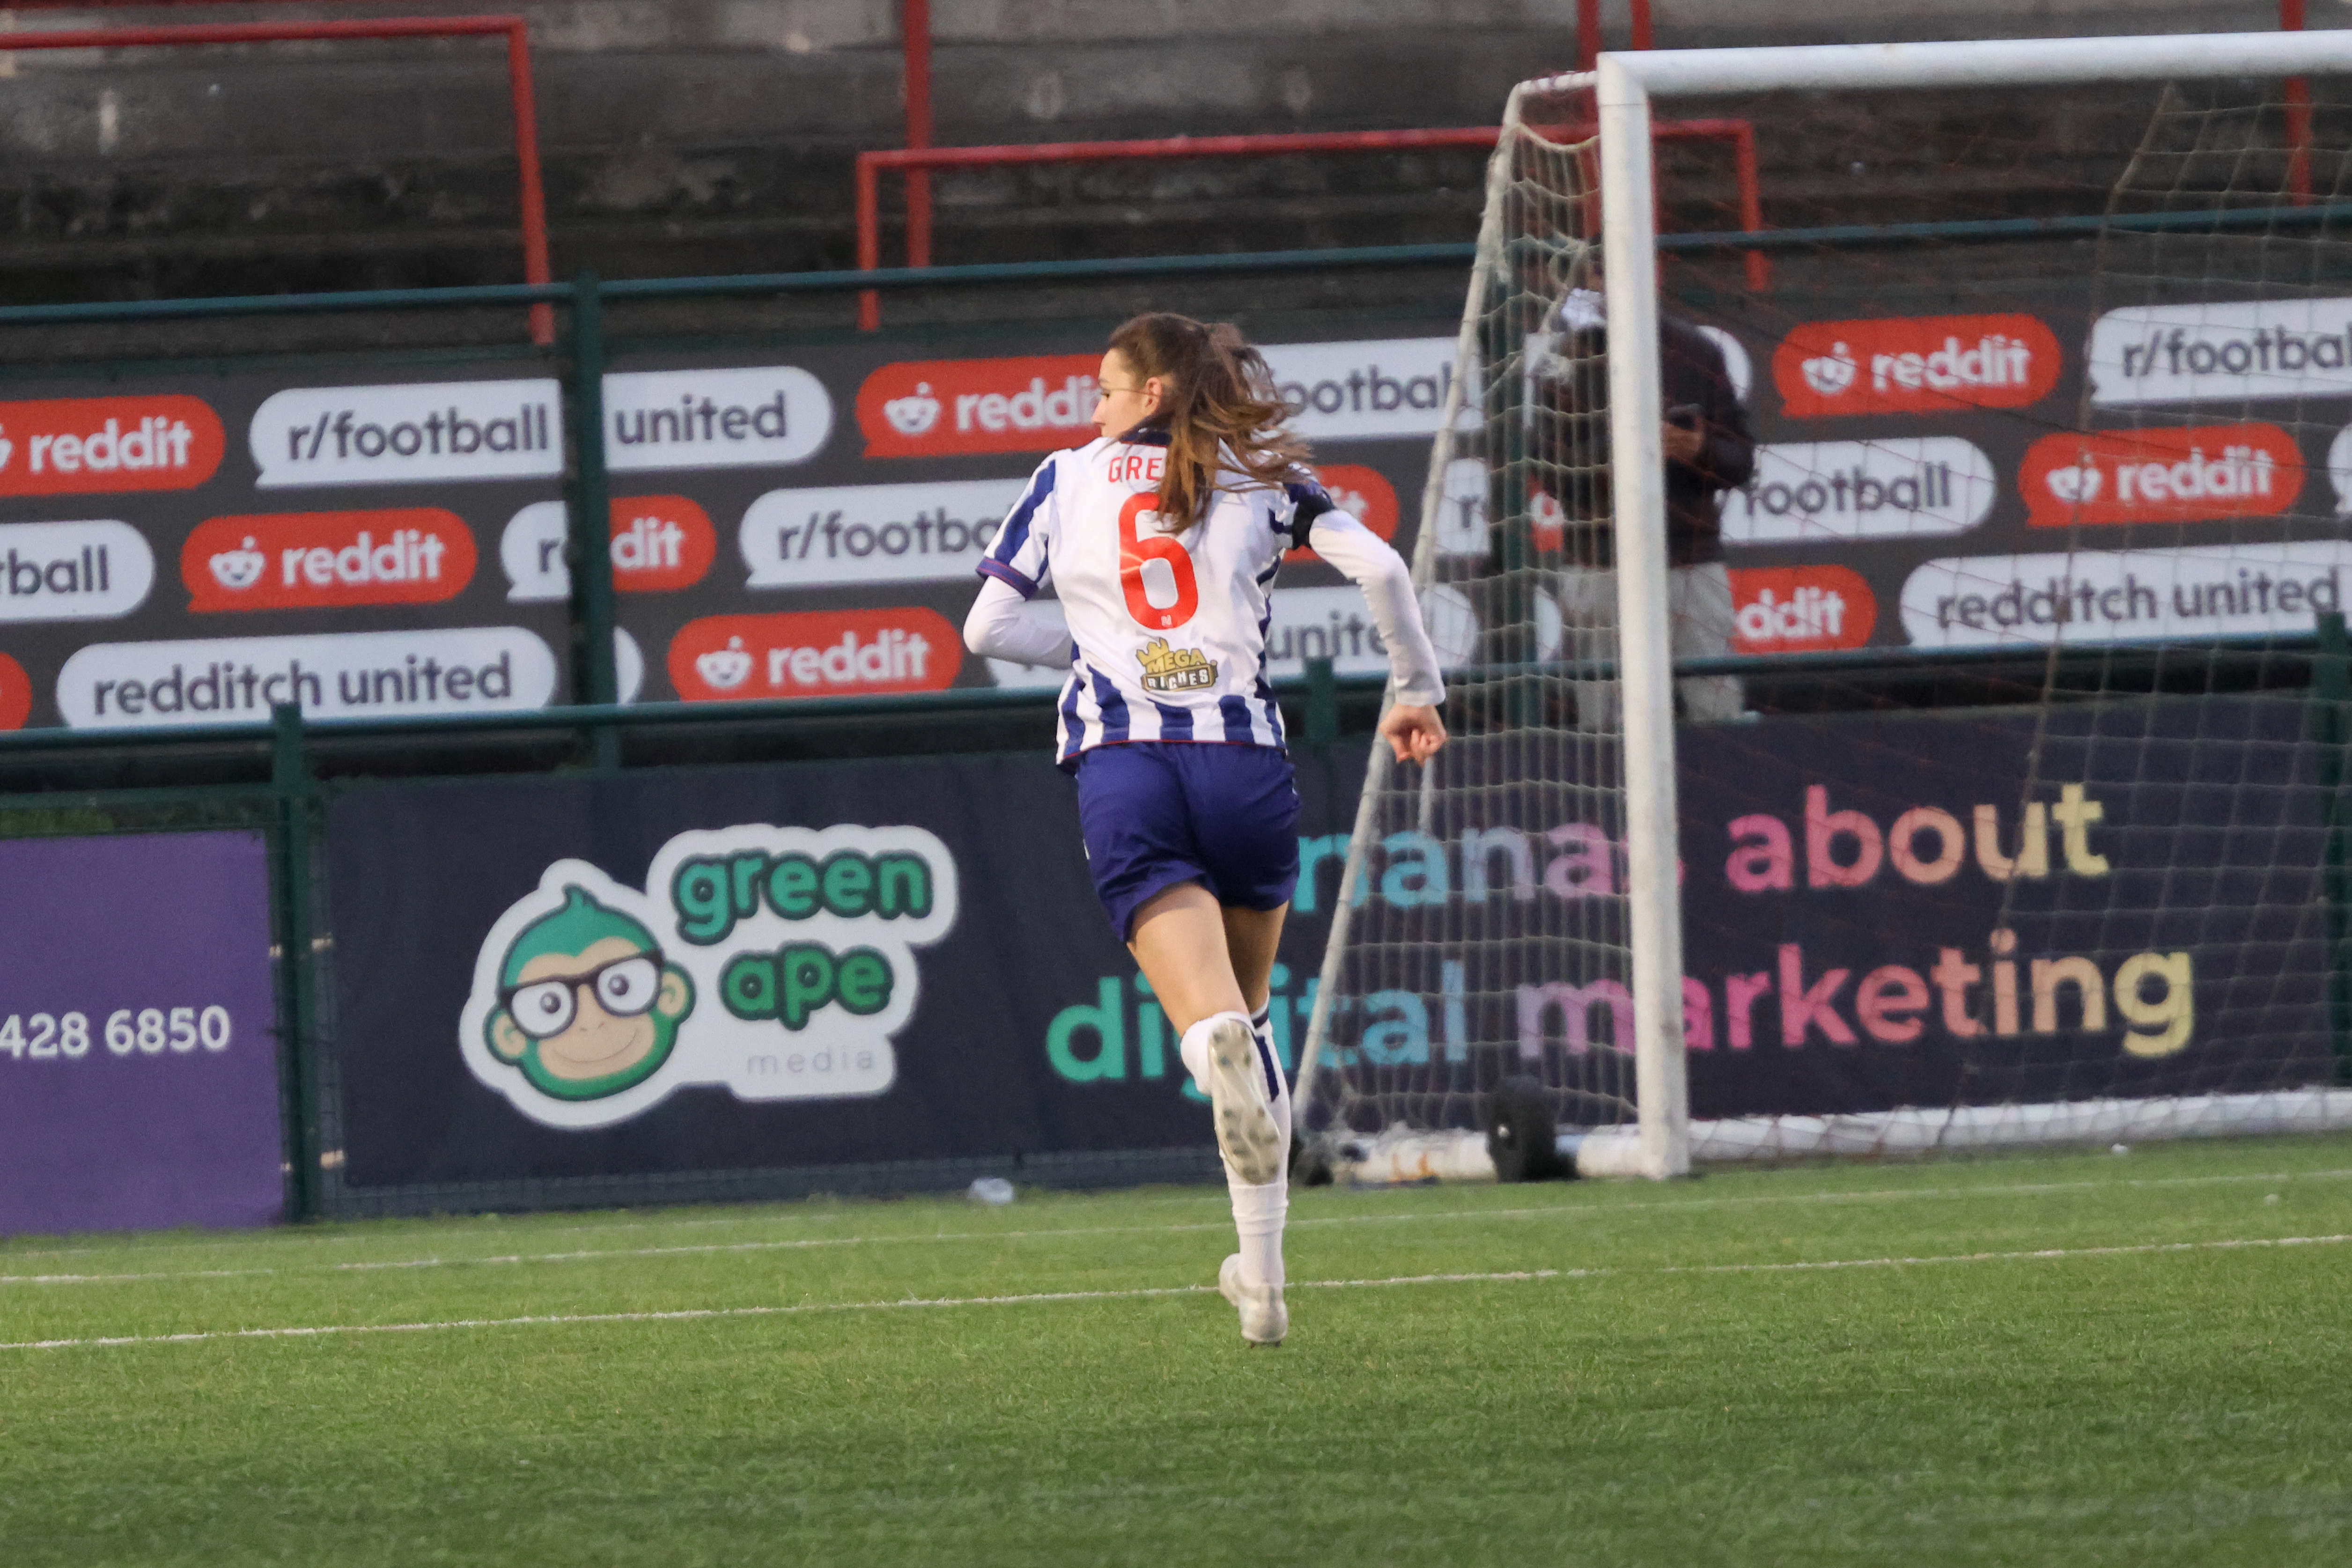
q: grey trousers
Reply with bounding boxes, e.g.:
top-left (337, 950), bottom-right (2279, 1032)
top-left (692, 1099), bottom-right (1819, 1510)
top-left (1555, 561), bottom-right (1744, 731)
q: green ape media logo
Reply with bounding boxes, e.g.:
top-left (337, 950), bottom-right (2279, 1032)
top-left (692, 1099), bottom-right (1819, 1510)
top-left (460, 824), bottom-right (958, 1130)
top-left (483, 885), bottom-right (696, 1102)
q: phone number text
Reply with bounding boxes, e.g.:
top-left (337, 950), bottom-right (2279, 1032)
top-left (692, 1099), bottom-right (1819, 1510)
top-left (0, 1007), bottom-right (235, 1061)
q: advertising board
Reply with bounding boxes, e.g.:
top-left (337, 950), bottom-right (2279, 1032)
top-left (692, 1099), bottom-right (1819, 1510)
top-left (0, 832), bottom-right (282, 1234)
top-left (0, 367), bottom-right (574, 731)
top-left (325, 748), bottom-right (1371, 1184)
top-left (589, 330), bottom-right (1460, 709)
top-left (1704, 281), bottom-right (2352, 656)
top-left (19, 280), bottom-right (2352, 733)
top-left (326, 697), bottom-right (2332, 1191)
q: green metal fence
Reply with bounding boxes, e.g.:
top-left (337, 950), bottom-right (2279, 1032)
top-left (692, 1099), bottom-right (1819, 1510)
top-left (0, 248), bottom-right (1428, 1218)
top-left (3, 226), bottom-right (2346, 1222)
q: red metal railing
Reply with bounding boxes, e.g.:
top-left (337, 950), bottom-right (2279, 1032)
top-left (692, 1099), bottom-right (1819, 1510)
top-left (854, 120), bottom-right (1768, 329)
top-left (0, 12), bottom-right (554, 343)
top-left (1577, 0), bottom-right (1653, 70)
top-left (901, 0), bottom-right (936, 279)
top-left (1528, 116), bottom-right (1768, 294)
top-left (2282, 0), bottom-right (2314, 204)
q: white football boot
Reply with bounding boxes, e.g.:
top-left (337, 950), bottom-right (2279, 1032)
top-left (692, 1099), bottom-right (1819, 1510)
top-left (1219, 1252), bottom-right (1289, 1347)
top-left (1203, 1015), bottom-right (1283, 1185)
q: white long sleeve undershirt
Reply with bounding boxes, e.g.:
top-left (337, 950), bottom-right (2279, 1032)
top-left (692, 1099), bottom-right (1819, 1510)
top-left (960, 508), bottom-right (1446, 706)
top-left (1301, 508), bottom-right (1446, 708)
top-left (962, 579), bottom-right (1073, 668)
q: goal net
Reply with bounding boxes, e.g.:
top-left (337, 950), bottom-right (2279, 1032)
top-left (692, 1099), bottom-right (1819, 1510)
top-left (1294, 75), bottom-right (1684, 1182)
top-left (1298, 34), bottom-right (2352, 1182)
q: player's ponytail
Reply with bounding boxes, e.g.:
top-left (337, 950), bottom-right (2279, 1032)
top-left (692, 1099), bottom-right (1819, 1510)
top-left (1106, 313), bottom-right (1307, 532)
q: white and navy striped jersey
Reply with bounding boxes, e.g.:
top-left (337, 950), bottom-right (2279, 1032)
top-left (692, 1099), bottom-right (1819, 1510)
top-left (979, 427), bottom-right (1338, 767)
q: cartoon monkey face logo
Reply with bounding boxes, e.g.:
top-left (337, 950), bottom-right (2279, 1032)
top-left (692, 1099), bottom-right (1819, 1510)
top-left (482, 885), bottom-right (695, 1100)
top-left (465, 830), bottom-right (956, 1128)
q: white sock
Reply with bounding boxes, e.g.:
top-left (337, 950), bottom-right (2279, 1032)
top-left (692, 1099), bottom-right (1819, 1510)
top-left (1231, 1005), bottom-right (1291, 1291)
top-left (1179, 1009), bottom-right (1291, 1288)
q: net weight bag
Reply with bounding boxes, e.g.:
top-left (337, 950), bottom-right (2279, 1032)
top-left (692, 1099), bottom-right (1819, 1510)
top-left (1486, 1075), bottom-right (1571, 1182)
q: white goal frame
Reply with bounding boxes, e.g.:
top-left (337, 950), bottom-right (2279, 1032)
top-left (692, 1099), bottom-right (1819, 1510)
top-left (1598, 31), bottom-right (2352, 1177)
top-left (1309, 31), bottom-right (2352, 1183)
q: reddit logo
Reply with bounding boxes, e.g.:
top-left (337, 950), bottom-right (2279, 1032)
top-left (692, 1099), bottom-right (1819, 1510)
top-left (2042, 461), bottom-right (2102, 506)
top-left (882, 383), bottom-right (942, 438)
top-left (696, 637), bottom-right (754, 691)
top-left (1776, 314), bottom-right (2061, 416)
top-left (181, 509), bottom-right (477, 612)
top-left (2018, 424), bottom-right (2300, 528)
top-left (1799, 343), bottom-right (1858, 398)
top-left (208, 538), bottom-right (268, 592)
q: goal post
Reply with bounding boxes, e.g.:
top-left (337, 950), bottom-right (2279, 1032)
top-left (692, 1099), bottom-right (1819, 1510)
top-left (1299, 30), bottom-right (2352, 1184)
top-left (1596, 58), bottom-right (1692, 1180)
top-left (1291, 67), bottom-right (1695, 1183)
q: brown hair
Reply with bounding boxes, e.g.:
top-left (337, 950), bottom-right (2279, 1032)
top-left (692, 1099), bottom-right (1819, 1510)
top-left (1105, 313), bottom-right (1308, 532)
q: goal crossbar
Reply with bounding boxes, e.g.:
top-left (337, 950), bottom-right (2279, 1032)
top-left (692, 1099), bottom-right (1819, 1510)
top-left (1590, 31), bottom-right (2352, 98)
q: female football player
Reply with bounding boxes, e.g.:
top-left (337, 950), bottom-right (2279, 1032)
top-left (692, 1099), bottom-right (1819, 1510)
top-left (963, 313), bottom-right (1447, 1346)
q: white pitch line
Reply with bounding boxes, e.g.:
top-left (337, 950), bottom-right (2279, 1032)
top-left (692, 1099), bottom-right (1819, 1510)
top-left (1673, 1231), bottom-right (2352, 1274)
top-left (0, 1266), bottom-right (284, 1286)
top-left (8, 1166), bottom-right (2352, 1287)
top-left (13, 1159), bottom-right (2333, 1266)
top-left (0, 1190), bottom-right (1226, 1264)
top-left (0, 1211), bottom-right (1478, 1285)
top-left (4, 1234), bottom-right (2345, 1354)
top-left (0, 1225), bottom-right (1237, 1286)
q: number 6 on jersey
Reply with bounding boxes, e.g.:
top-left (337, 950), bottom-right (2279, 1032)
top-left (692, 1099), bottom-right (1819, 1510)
top-left (1118, 493), bottom-right (1199, 630)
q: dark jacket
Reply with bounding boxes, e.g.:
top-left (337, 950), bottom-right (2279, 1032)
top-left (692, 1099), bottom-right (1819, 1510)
top-left (1530, 306), bottom-right (1755, 567)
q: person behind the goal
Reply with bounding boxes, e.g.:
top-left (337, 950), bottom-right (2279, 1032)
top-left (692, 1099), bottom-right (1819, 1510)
top-left (962, 312), bottom-right (1448, 1346)
top-left (1530, 244), bottom-right (1755, 726)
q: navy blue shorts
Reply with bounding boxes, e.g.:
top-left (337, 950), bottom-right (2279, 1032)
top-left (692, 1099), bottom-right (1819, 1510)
top-left (1074, 743), bottom-right (1302, 942)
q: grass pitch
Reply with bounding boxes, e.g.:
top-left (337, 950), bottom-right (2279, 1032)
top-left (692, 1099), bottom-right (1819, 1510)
top-left (3, 1136), bottom-right (2350, 1566)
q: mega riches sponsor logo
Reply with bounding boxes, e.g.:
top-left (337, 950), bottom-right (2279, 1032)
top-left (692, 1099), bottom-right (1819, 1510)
top-left (0, 395), bottom-right (223, 496)
top-left (857, 355), bottom-right (1100, 457)
top-left (1285, 464), bottom-right (1398, 562)
top-left (1724, 438), bottom-right (1995, 544)
top-left (1774, 314), bottom-right (2061, 417)
top-left (0, 651), bottom-right (29, 729)
top-left (669, 609), bottom-right (962, 701)
top-left (604, 366), bottom-right (833, 472)
top-left (0, 519), bottom-right (154, 623)
top-left (1260, 339), bottom-right (1467, 441)
top-left (498, 498), bottom-right (719, 603)
top-left (1729, 566), bottom-right (1877, 653)
top-left (1902, 543), bottom-right (2352, 648)
top-left (743, 478), bottom-right (1024, 589)
top-left (2020, 424), bottom-right (2301, 529)
top-left (55, 627), bottom-right (559, 729)
top-left (250, 380), bottom-right (560, 488)
top-left (2088, 297), bottom-right (2352, 406)
top-left (459, 824), bottom-right (957, 1129)
top-left (181, 510), bottom-right (477, 612)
